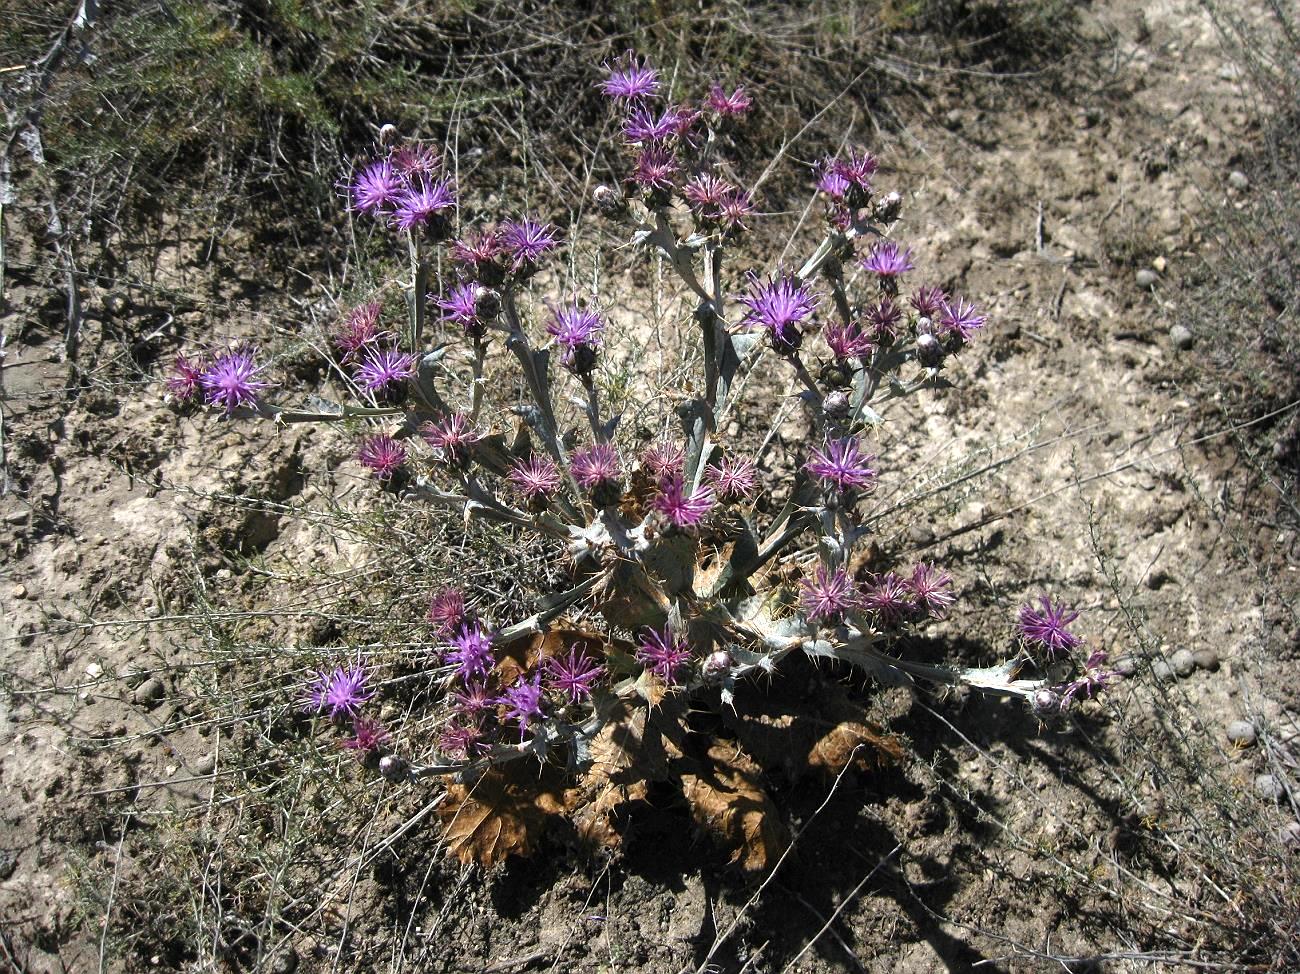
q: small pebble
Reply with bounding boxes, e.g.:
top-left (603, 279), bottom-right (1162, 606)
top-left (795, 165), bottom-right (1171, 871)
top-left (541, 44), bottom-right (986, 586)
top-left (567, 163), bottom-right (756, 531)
top-left (1136, 268), bottom-right (1159, 289)
top-left (1192, 648), bottom-right (1220, 671)
top-left (133, 678), bottom-right (165, 706)
top-left (1170, 648), bottom-right (1196, 677)
top-left (1227, 170), bottom-right (1249, 190)
top-left (1151, 659), bottom-right (1175, 682)
top-left (1226, 720), bottom-right (1257, 747)
top-left (1112, 656), bottom-right (1138, 677)
top-left (4, 510), bottom-right (27, 525)
top-left (1151, 255), bottom-right (1167, 273)
top-left (270, 949), bottom-right (299, 974)
top-left (194, 754), bottom-right (217, 776)
top-left (1169, 324), bottom-right (1194, 350)
top-left (84, 662), bottom-right (103, 679)
top-left (1255, 774), bottom-right (1285, 801)
top-left (11, 584), bottom-right (26, 599)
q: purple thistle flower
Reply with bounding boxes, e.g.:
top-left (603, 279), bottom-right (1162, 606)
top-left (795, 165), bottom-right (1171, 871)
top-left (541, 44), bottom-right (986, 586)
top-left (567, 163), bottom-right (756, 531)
top-left (570, 443), bottom-right (622, 491)
top-left (451, 679), bottom-right (494, 717)
top-left (200, 347), bottom-right (269, 415)
top-left (668, 103), bottom-right (702, 140)
top-left (862, 572), bottom-right (915, 624)
top-left (862, 240), bottom-right (915, 278)
top-left (823, 320), bottom-right (874, 360)
top-left (357, 434), bottom-right (407, 480)
top-left (636, 626), bottom-right (692, 684)
top-left (623, 106), bottom-right (680, 144)
top-left (906, 562), bottom-right (955, 619)
top-left (805, 436), bottom-right (877, 492)
top-left (426, 586), bottom-right (467, 635)
top-left (799, 564), bottom-right (859, 622)
top-left (447, 622), bottom-right (494, 682)
top-left (501, 218), bottom-right (560, 271)
top-left (450, 227), bottom-right (505, 272)
top-left (938, 296), bottom-right (987, 340)
top-left (507, 454), bottom-right (562, 502)
top-left (651, 474), bottom-right (715, 528)
top-left (543, 646), bottom-right (605, 704)
top-left (600, 52), bottom-right (661, 101)
top-left (839, 149), bottom-right (879, 190)
top-left (910, 285), bottom-right (948, 319)
top-left (816, 159), bottom-right (852, 200)
top-left (1017, 596), bottom-right (1082, 657)
top-left (704, 455), bottom-right (758, 503)
top-left (640, 439), bottom-right (685, 480)
top-left (341, 716), bottom-right (388, 754)
top-left (716, 190), bottom-right (756, 231)
top-left (165, 352), bottom-right (205, 401)
top-left (630, 146), bottom-right (680, 191)
top-left (546, 302), bottom-right (605, 370)
top-left (350, 159), bottom-right (403, 214)
top-left (421, 413), bottom-right (479, 468)
top-left (334, 302), bottom-right (392, 364)
top-left (438, 283), bottom-right (483, 332)
top-left (498, 672), bottom-right (545, 738)
top-left (738, 272), bottom-right (818, 351)
top-left (355, 347), bottom-right (416, 393)
top-left (706, 83), bottom-right (752, 117)
top-left (439, 720), bottom-right (487, 758)
top-left (305, 663), bottom-right (374, 719)
top-left (391, 178), bottom-right (456, 232)
top-left (388, 142), bottom-right (440, 178)
top-left (681, 173), bottom-right (734, 214)
top-left (1058, 650), bottom-right (1118, 708)
top-left (866, 298), bottom-right (904, 340)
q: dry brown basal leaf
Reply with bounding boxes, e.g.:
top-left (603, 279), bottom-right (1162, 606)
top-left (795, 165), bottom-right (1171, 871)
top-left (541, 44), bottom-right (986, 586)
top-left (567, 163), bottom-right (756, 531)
top-left (680, 741), bottom-right (789, 875)
top-left (437, 762), bottom-right (572, 868)
top-left (494, 628), bottom-right (607, 688)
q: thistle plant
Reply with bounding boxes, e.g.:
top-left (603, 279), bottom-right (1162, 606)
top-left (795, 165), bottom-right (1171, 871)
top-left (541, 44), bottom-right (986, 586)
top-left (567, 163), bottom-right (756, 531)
top-left (165, 52), bottom-right (1116, 869)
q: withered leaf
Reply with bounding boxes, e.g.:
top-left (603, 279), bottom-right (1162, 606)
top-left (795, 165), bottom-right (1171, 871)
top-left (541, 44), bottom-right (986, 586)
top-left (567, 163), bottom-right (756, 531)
top-left (437, 762), bottom-right (572, 868)
top-left (680, 741), bottom-right (789, 875)
top-left (494, 628), bottom-right (607, 688)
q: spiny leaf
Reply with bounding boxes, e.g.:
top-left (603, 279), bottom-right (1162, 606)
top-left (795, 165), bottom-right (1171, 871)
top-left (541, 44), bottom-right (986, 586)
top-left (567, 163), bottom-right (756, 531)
top-left (680, 741), bottom-right (789, 875)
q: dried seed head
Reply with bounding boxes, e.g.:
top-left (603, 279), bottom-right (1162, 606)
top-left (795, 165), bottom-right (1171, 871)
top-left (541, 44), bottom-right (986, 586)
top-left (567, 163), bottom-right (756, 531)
top-left (915, 332), bottom-right (944, 369)
top-left (593, 184), bottom-right (627, 218)
top-left (378, 123), bottom-right (400, 147)
top-left (873, 191), bottom-right (902, 222)
top-left (378, 754), bottom-right (408, 781)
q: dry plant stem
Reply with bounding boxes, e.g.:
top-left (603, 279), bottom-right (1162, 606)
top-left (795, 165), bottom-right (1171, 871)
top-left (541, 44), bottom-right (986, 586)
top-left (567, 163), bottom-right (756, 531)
top-left (406, 233), bottom-right (426, 352)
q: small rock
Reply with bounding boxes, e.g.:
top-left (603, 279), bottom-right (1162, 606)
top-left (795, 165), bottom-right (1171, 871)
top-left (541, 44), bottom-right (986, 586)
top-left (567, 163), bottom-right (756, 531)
top-left (85, 662), bottom-right (103, 679)
top-left (907, 524), bottom-right (936, 546)
top-left (270, 949), bottom-right (299, 974)
top-left (1170, 648), bottom-right (1196, 678)
top-left (1151, 659), bottom-right (1175, 682)
top-left (1280, 822), bottom-right (1300, 849)
top-left (194, 754), bottom-right (217, 775)
top-left (1227, 170), bottom-right (1249, 190)
top-left (1169, 324), bottom-right (1194, 350)
top-left (1226, 720), bottom-right (1257, 747)
top-left (1113, 656), bottom-right (1138, 677)
top-left (133, 678), bottom-right (165, 706)
top-left (0, 850), bottom-right (17, 880)
top-left (1136, 268), bottom-right (1159, 289)
top-left (1255, 774), bottom-right (1285, 801)
top-left (1152, 255), bottom-right (1167, 273)
top-left (1192, 648), bottom-right (1220, 671)
top-left (11, 584), bottom-right (26, 599)
top-left (4, 510), bottom-right (28, 525)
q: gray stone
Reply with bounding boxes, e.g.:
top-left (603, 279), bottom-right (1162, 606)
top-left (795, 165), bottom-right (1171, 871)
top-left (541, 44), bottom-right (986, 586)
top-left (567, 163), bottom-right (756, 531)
top-left (1112, 656), bottom-right (1138, 677)
top-left (270, 949), bottom-right (299, 974)
top-left (1226, 720), bottom-right (1257, 747)
top-left (1255, 774), bottom-right (1285, 801)
top-left (1169, 324), bottom-right (1194, 350)
top-left (1151, 659), bottom-right (1175, 682)
top-left (0, 850), bottom-right (17, 880)
top-left (1192, 648), bottom-right (1220, 672)
top-left (194, 753), bottom-right (217, 776)
top-left (1170, 648), bottom-right (1196, 678)
top-left (133, 678), bottom-right (165, 706)
top-left (1228, 170), bottom-right (1249, 190)
top-left (1136, 268), bottom-right (1159, 289)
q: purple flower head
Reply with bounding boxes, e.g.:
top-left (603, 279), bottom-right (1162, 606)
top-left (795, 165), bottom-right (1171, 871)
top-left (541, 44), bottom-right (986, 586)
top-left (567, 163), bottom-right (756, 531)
top-left (447, 622), bottom-right (494, 682)
top-left (426, 586), bottom-right (467, 635)
top-left (651, 474), bottom-right (715, 529)
top-left (636, 626), bottom-right (692, 684)
top-left (840, 149), bottom-right (879, 190)
top-left (907, 562), bottom-right (955, 619)
top-left (355, 347), bottom-right (416, 393)
top-left (305, 663), bottom-right (374, 719)
top-left (910, 285), bottom-right (948, 319)
top-left (350, 159), bottom-right (403, 214)
top-left (450, 227), bottom-right (505, 274)
top-left (623, 106), bottom-right (680, 144)
top-left (600, 52), bottom-right (661, 101)
top-left (668, 103), bottom-right (702, 140)
top-left (823, 320), bottom-right (874, 360)
top-left (1017, 596), bottom-right (1081, 658)
top-left (388, 142), bottom-right (440, 178)
top-left (391, 178), bottom-right (456, 232)
top-left (738, 272), bottom-right (819, 352)
top-left (501, 218), bottom-right (560, 271)
top-left (799, 564), bottom-right (859, 622)
top-left (421, 413), bottom-right (479, 469)
top-left (498, 672), bottom-right (545, 739)
top-left (682, 173), bottom-right (734, 215)
top-left (543, 646), bottom-right (605, 704)
top-left (1058, 650), bottom-right (1118, 709)
top-left (704, 455), bottom-right (759, 503)
top-left (507, 454), bottom-right (563, 502)
top-left (357, 433), bottom-right (407, 480)
top-left (707, 83), bottom-right (752, 117)
top-left (437, 283), bottom-right (493, 337)
top-left (546, 302), bottom-right (605, 371)
top-left (805, 436), bottom-right (877, 492)
top-left (716, 190), bottom-right (757, 231)
top-left (862, 240), bottom-right (915, 278)
top-left (938, 296), bottom-right (987, 341)
top-left (570, 443), bottom-right (622, 491)
top-left (200, 347), bottom-right (269, 415)
top-left (630, 146), bottom-right (680, 191)
top-left (334, 302), bottom-right (393, 364)
top-left (341, 716), bottom-right (388, 754)
top-left (451, 679), bottom-right (494, 717)
top-left (439, 720), bottom-right (487, 759)
top-left (816, 159), bottom-right (852, 200)
top-left (862, 572), bottom-right (916, 624)
top-left (166, 352), bottom-right (205, 401)
top-left (866, 298), bottom-right (904, 340)
top-left (640, 439), bottom-right (685, 480)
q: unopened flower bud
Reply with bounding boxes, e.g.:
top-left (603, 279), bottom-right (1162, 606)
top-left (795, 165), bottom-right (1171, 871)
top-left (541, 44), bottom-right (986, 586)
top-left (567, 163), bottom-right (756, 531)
top-left (593, 184), bottom-right (627, 218)
top-left (703, 649), bottom-right (732, 682)
top-left (378, 123), bottom-right (399, 147)
top-left (473, 285), bottom-right (501, 321)
top-left (873, 191), bottom-right (902, 222)
top-left (378, 754), bottom-right (408, 781)
top-left (823, 390), bottom-right (850, 419)
top-left (915, 332), bottom-right (944, 368)
top-left (1031, 688), bottom-right (1061, 715)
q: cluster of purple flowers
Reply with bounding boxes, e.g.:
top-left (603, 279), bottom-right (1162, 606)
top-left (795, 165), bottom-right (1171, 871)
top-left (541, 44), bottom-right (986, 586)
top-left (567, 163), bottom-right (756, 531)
top-left (798, 562), bottom-right (956, 626)
top-left (347, 141), bottom-right (455, 237)
top-left (165, 346), bottom-right (271, 416)
top-left (303, 662), bottom-right (389, 758)
top-left (1013, 597), bottom-right (1120, 712)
